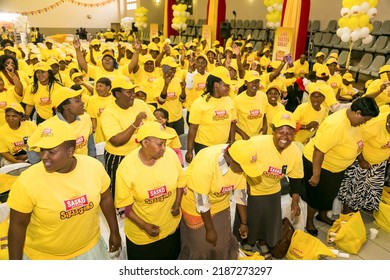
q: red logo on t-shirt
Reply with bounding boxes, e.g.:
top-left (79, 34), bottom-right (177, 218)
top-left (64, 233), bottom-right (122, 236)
top-left (147, 77), bottom-right (156, 82)
top-left (148, 186), bottom-right (167, 199)
top-left (166, 92), bottom-right (177, 100)
top-left (39, 97), bottom-right (51, 105)
top-left (267, 166), bottom-right (282, 176)
top-left (64, 194), bottom-right (89, 211)
top-left (76, 136), bottom-right (85, 145)
top-left (196, 82), bottom-right (206, 90)
top-left (0, 101), bottom-right (6, 108)
top-left (220, 185), bottom-right (234, 194)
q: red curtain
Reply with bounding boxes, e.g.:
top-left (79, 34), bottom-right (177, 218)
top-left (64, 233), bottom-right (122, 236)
top-left (166, 0), bottom-right (178, 37)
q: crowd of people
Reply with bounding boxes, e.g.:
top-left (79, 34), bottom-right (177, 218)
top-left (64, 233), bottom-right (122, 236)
top-left (0, 28), bottom-right (389, 260)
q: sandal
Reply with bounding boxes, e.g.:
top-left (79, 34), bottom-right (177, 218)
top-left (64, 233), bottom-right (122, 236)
top-left (315, 214), bottom-right (335, 226)
top-left (258, 244), bottom-right (273, 260)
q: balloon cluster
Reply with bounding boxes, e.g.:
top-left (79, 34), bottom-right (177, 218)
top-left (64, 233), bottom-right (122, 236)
top-left (337, 0), bottom-right (378, 44)
top-left (134, 7), bottom-right (148, 30)
top-left (264, 0), bottom-right (283, 29)
top-left (14, 14), bottom-right (29, 33)
top-left (121, 17), bottom-right (134, 32)
top-left (172, 4), bottom-right (190, 32)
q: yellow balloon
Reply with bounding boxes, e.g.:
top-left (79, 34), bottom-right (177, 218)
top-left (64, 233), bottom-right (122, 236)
top-left (338, 17), bottom-right (348, 28)
top-left (368, 23), bottom-right (373, 31)
top-left (342, 0), bottom-right (353, 8)
top-left (358, 14), bottom-right (369, 27)
top-left (369, 0), bottom-right (378, 7)
top-left (348, 17), bottom-right (359, 30)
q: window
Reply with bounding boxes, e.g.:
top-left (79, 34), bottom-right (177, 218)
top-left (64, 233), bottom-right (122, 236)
top-left (126, 0), bottom-right (137, 11)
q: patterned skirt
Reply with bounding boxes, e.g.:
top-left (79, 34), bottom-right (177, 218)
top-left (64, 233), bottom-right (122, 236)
top-left (337, 159), bottom-right (387, 211)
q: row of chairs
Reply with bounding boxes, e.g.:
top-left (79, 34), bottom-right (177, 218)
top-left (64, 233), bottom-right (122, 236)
top-left (309, 19), bottom-right (390, 36)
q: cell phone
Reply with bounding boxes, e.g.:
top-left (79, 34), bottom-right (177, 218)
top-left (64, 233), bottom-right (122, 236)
top-left (285, 54), bottom-right (293, 67)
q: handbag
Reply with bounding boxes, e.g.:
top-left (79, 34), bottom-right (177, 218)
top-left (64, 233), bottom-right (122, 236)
top-left (269, 217), bottom-right (295, 259)
top-left (373, 186), bottom-right (390, 234)
top-left (286, 230), bottom-right (336, 260)
top-left (327, 212), bottom-right (366, 254)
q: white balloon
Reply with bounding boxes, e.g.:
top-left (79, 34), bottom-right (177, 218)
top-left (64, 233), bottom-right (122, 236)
top-left (275, 22), bottom-right (281, 28)
top-left (269, 22), bottom-right (275, 29)
top-left (340, 8), bottom-right (350, 18)
top-left (341, 33), bottom-right (351, 42)
top-left (350, 5), bottom-right (361, 16)
top-left (182, 23), bottom-right (187, 30)
top-left (336, 28), bottom-right (344, 37)
top-left (342, 27), bottom-right (351, 35)
top-left (351, 30), bottom-right (360, 42)
top-left (267, 6), bottom-right (274, 13)
top-left (143, 23), bottom-right (147, 29)
top-left (360, 2), bottom-right (370, 13)
top-left (359, 27), bottom-right (370, 38)
top-left (273, 3), bottom-right (278, 9)
top-left (367, 7), bottom-right (377, 18)
top-left (362, 35), bottom-right (373, 44)
top-left (173, 11), bottom-right (180, 17)
top-left (278, 4), bottom-right (283, 11)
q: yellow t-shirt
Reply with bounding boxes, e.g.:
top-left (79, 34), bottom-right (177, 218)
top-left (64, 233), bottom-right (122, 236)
top-left (165, 126), bottom-right (181, 149)
top-left (115, 147), bottom-right (185, 245)
top-left (100, 99), bottom-right (155, 156)
top-left (338, 83), bottom-right (354, 100)
top-left (233, 90), bottom-right (268, 138)
top-left (189, 95), bottom-right (236, 146)
top-left (312, 62), bottom-right (323, 73)
top-left (22, 82), bottom-right (63, 120)
top-left (360, 112), bottom-right (390, 165)
top-left (0, 121), bottom-right (37, 154)
top-left (40, 48), bottom-right (61, 61)
top-left (248, 135), bottom-right (304, 195)
top-left (293, 60), bottom-right (309, 77)
top-left (364, 78), bottom-right (390, 107)
top-left (86, 65), bottom-right (126, 83)
top-left (327, 73), bottom-right (342, 95)
top-left (153, 76), bottom-right (184, 123)
top-left (184, 72), bottom-right (209, 111)
top-left (303, 109), bottom-right (363, 173)
top-left (134, 68), bottom-right (160, 104)
top-left (86, 94), bottom-right (115, 143)
top-left (292, 102), bottom-right (327, 144)
top-left (229, 78), bottom-right (245, 98)
top-left (0, 89), bottom-right (22, 127)
top-left (181, 144), bottom-right (246, 216)
top-left (7, 154), bottom-right (110, 260)
top-left (265, 102), bottom-right (285, 134)
top-left (260, 56), bottom-right (271, 70)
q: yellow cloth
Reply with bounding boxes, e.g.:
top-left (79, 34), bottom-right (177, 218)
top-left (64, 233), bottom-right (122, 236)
top-left (338, 83), bottom-right (354, 100)
top-left (181, 144), bottom-right (246, 216)
top-left (115, 147), bottom-right (185, 245)
top-left (100, 99), bottom-right (155, 156)
top-left (360, 112), bottom-right (390, 165)
top-left (303, 109), bottom-right (363, 173)
top-left (7, 154), bottom-right (110, 260)
top-left (233, 91), bottom-right (268, 138)
top-left (0, 121), bottom-right (37, 154)
top-left (22, 83), bottom-right (63, 120)
top-left (86, 94), bottom-right (115, 143)
top-left (292, 102), bottom-right (327, 144)
top-left (248, 135), bottom-right (303, 196)
top-left (189, 95), bottom-right (236, 146)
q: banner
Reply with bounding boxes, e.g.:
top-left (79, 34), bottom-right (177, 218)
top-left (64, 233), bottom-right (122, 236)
top-left (0, 0), bottom-right (117, 16)
top-left (150, 24), bottom-right (159, 41)
top-left (201, 24), bottom-right (212, 49)
top-left (272, 27), bottom-right (295, 62)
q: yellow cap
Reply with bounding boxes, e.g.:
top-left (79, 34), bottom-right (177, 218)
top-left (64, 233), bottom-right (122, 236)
top-left (266, 81), bottom-right (281, 92)
top-left (210, 66), bottom-right (232, 85)
top-left (91, 39), bottom-right (101, 46)
top-left (342, 72), bottom-right (355, 82)
top-left (3, 46), bottom-right (16, 53)
top-left (5, 103), bottom-right (24, 114)
top-left (225, 47), bottom-right (233, 52)
top-left (30, 120), bottom-right (77, 149)
top-left (102, 50), bottom-right (115, 60)
top-left (136, 121), bottom-right (175, 142)
top-left (315, 51), bottom-right (325, 58)
top-left (326, 58), bottom-right (338, 65)
top-left (379, 65), bottom-right (390, 74)
top-left (229, 60), bottom-right (238, 72)
top-left (45, 38), bottom-right (54, 44)
top-left (111, 75), bottom-right (137, 90)
top-left (71, 72), bottom-right (83, 81)
top-left (34, 62), bottom-right (51, 72)
top-left (245, 43), bottom-right (253, 48)
top-left (206, 49), bottom-right (217, 55)
top-left (185, 49), bottom-right (194, 56)
top-left (315, 65), bottom-right (330, 77)
top-left (29, 54), bottom-right (38, 60)
top-left (148, 43), bottom-right (160, 52)
top-left (196, 53), bottom-right (208, 62)
top-left (65, 55), bottom-right (73, 62)
top-left (228, 139), bottom-right (262, 177)
top-left (365, 79), bottom-right (373, 89)
top-left (141, 54), bottom-right (155, 64)
top-left (51, 87), bottom-right (82, 108)
top-left (270, 61), bottom-right (281, 69)
top-left (244, 70), bottom-right (260, 82)
top-left (262, 47), bottom-right (270, 54)
top-left (307, 83), bottom-right (326, 96)
top-left (47, 58), bottom-right (59, 66)
top-left (329, 53), bottom-right (339, 59)
top-left (161, 56), bottom-right (178, 68)
top-left (212, 40), bottom-right (220, 47)
top-left (272, 110), bottom-right (296, 129)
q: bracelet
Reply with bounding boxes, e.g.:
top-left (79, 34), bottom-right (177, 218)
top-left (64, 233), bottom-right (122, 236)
top-left (179, 95), bottom-right (186, 102)
top-left (131, 123), bottom-right (139, 129)
top-left (240, 222), bottom-right (247, 226)
top-left (158, 96), bottom-right (166, 103)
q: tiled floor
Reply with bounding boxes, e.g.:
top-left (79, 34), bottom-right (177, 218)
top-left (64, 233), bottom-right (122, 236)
top-left (315, 211), bottom-right (390, 260)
